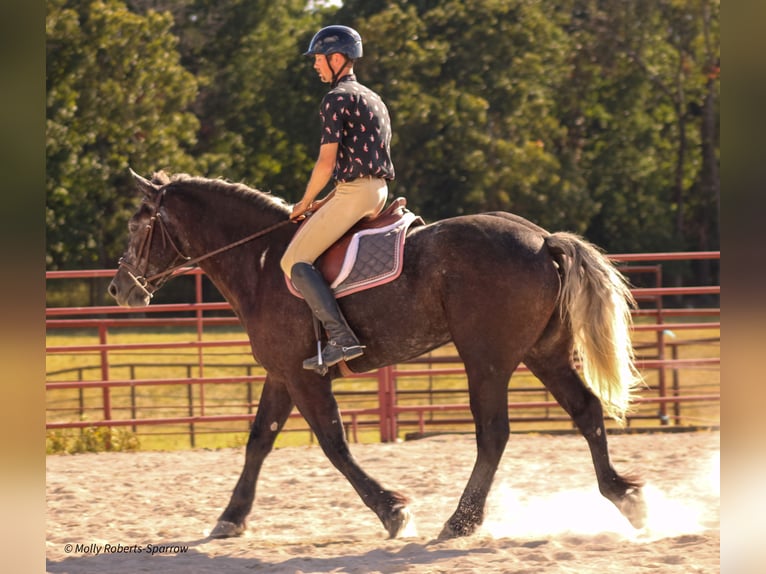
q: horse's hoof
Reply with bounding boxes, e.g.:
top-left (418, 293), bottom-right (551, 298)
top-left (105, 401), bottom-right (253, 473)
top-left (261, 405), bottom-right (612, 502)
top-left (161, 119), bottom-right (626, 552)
top-left (437, 523), bottom-right (457, 540)
top-left (210, 520), bottom-right (245, 538)
top-left (618, 487), bottom-right (648, 529)
top-left (385, 505), bottom-right (412, 538)
top-left (438, 518), bottom-right (477, 540)
top-left (439, 503), bottom-right (483, 539)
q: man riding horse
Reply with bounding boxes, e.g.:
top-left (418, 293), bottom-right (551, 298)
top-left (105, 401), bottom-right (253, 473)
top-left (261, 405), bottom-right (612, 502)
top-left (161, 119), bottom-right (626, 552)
top-left (281, 25), bottom-right (395, 372)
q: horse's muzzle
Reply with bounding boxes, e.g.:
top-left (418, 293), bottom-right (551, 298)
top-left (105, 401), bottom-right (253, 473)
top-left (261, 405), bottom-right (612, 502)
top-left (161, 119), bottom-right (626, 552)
top-left (108, 273), bottom-right (153, 308)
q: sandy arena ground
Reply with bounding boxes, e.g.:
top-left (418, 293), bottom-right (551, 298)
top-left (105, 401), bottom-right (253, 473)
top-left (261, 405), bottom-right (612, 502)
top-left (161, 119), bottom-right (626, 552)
top-left (46, 430), bottom-right (719, 573)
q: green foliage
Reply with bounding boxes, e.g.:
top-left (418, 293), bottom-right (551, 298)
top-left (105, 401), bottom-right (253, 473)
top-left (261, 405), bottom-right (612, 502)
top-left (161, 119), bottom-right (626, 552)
top-left (558, 0), bottom-right (720, 254)
top-left (46, 0), bottom-right (200, 272)
top-left (46, 0), bottom-right (719, 285)
top-left (354, 0), bottom-right (588, 227)
top-left (193, 0), bottom-right (321, 197)
top-left (46, 426), bottom-right (141, 454)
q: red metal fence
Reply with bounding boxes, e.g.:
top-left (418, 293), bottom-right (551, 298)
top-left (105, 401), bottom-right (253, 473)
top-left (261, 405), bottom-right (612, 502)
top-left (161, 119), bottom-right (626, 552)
top-left (46, 252), bottom-right (720, 447)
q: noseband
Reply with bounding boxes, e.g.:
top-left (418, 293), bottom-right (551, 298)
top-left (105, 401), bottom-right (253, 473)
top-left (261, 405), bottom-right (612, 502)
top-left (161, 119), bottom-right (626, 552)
top-left (118, 190), bottom-right (292, 298)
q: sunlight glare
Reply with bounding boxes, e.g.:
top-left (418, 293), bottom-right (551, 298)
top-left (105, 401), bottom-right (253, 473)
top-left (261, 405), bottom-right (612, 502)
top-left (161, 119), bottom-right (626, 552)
top-left (482, 458), bottom-right (719, 543)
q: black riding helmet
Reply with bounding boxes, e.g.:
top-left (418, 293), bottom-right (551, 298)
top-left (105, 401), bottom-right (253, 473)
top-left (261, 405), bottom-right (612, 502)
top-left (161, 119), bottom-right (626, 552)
top-left (304, 25), bottom-right (363, 59)
top-left (305, 25), bottom-right (363, 86)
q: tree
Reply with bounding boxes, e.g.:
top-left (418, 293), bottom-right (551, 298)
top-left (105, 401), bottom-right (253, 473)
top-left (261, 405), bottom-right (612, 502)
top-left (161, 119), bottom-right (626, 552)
top-left (555, 0), bottom-right (678, 253)
top-left (46, 0), bottom-right (719, 281)
top-left (558, 0), bottom-right (719, 259)
top-left (46, 0), bottom-right (199, 274)
top-left (184, 0), bottom-right (323, 198)
top-left (352, 0), bottom-right (594, 230)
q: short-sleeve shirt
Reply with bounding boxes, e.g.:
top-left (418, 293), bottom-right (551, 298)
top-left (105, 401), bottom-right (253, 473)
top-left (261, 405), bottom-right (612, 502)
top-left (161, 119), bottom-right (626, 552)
top-left (319, 74), bottom-right (395, 182)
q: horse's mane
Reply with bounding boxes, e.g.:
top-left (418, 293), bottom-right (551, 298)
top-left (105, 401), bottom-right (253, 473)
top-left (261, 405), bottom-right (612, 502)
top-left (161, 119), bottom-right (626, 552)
top-left (152, 171), bottom-right (291, 216)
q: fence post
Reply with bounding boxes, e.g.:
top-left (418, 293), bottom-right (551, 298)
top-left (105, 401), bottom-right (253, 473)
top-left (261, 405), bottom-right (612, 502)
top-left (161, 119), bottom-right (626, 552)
top-left (130, 388), bottom-right (137, 433)
top-left (388, 366), bottom-right (398, 441)
top-left (655, 265), bottom-right (669, 425)
top-left (671, 342), bottom-right (681, 425)
top-left (129, 365), bottom-right (137, 432)
top-left (377, 366), bottom-right (397, 442)
top-left (77, 368), bottom-right (85, 421)
top-left (187, 365), bottom-right (196, 448)
top-left (195, 272), bottom-right (206, 426)
top-left (99, 324), bottom-right (111, 421)
top-left (195, 271), bottom-right (205, 377)
top-left (377, 367), bottom-right (390, 442)
top-left (98, 324), bottom-right (112, 449)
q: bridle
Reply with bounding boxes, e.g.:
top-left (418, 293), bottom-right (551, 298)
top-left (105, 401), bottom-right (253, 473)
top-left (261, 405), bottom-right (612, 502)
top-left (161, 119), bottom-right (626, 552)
top-left (118, 190), bottom-right (292, 299)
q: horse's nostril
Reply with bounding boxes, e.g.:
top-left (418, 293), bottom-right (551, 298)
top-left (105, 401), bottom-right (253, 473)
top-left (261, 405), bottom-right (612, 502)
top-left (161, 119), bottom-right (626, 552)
top-left (107, 282), bottom-right (117, 298)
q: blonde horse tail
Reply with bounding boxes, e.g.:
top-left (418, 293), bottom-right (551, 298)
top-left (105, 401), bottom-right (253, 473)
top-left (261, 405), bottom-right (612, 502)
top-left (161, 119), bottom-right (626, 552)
top-left (545, 232), bottom-right (642, 423)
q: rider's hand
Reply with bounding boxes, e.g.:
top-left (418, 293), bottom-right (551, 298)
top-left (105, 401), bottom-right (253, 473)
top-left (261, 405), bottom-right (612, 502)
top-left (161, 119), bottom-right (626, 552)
top-left (290, 200), bottom-right (310, 221)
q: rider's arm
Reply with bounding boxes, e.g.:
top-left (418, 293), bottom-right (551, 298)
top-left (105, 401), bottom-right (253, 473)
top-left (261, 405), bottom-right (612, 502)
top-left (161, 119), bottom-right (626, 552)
top-left (290, 142), bottom-right (338, 219)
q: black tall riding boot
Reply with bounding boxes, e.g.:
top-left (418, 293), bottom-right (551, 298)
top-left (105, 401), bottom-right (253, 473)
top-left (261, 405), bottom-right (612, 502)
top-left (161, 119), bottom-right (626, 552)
top-left (290, 262), bottom-right (365, 371)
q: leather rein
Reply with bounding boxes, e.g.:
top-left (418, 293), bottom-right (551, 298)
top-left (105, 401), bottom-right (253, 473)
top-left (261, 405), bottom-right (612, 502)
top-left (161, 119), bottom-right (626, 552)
top-left (118, 191), bottom-right (292, 299)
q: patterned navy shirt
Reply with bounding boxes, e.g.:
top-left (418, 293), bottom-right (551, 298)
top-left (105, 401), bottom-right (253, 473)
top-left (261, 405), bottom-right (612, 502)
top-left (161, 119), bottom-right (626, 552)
top-left (319, 74), bottom-right (395, 182)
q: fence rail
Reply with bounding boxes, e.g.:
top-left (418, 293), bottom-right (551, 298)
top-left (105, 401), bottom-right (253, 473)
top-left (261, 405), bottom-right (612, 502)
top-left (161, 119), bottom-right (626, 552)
top-left (46, 252), bottom-right (720, 447)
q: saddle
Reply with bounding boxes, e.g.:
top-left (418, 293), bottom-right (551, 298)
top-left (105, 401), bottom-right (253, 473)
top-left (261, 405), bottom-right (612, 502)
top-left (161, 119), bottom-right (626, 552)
top-left (286, 197), bottom-right (424, 299)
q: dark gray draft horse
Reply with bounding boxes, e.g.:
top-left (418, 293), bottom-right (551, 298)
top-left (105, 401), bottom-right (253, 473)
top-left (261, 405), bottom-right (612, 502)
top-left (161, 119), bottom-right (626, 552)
top-left (108, 170), bottom-right (646, 539)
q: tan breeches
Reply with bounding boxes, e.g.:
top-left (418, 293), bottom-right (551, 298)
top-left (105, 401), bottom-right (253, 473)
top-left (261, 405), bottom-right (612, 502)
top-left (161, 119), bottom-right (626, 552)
top-left (280, 177), bottom-right (388, 277)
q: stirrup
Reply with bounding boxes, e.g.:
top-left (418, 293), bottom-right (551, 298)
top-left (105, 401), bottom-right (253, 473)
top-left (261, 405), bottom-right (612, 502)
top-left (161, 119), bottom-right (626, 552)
top-left (302, 341), bottom-right (365, 373)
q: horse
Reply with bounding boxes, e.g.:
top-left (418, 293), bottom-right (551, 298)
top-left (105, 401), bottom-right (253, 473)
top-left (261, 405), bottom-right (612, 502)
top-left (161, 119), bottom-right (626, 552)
top-left (108, 170), bottom-right (647, 540)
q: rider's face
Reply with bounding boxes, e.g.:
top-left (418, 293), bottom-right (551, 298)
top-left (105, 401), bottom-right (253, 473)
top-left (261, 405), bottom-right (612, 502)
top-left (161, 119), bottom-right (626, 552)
top-left (313, 55), bottom-right (332, 83)
top-left (314, 53), bottom-right (351, 84)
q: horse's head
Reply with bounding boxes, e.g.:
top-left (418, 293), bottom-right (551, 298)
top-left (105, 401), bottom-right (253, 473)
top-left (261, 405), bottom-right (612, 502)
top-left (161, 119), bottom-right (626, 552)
top-left (108, 169), bottom-right (189, 307)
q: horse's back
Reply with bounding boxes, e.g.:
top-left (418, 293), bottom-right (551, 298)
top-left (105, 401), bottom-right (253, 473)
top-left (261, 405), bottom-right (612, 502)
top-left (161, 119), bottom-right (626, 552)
top-left (334, 211), bottom-right (561, 370)
top-left (408, 212), bottom-right (555, 280)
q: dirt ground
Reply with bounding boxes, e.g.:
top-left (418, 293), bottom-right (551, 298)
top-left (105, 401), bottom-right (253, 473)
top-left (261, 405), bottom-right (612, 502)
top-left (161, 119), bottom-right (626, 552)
top-left (46, 430), bottom-right (719, 573)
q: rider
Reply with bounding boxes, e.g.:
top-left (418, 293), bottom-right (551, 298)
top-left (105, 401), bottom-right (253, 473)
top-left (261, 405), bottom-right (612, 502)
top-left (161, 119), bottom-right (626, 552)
top-left (281, 25), bottom-right (395, 372)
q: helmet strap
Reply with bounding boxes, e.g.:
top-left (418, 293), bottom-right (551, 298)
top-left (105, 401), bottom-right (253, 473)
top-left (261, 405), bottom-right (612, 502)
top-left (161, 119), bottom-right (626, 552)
top-left (329, 54), bottom-right (350, 87)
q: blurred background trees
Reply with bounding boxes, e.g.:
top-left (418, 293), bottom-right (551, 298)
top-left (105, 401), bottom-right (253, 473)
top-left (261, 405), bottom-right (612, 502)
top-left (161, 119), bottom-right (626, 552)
top-left (46, 0), bottom-right (719, 288)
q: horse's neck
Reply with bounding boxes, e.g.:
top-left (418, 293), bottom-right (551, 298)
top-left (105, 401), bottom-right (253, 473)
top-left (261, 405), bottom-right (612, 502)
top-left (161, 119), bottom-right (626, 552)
top-left (171, 191), bottom-right (282, 256)
top-left (168, 190), bottom-right (288, 308)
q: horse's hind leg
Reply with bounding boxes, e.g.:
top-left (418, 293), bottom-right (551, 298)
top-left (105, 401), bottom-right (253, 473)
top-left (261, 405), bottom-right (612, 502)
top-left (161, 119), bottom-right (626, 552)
top-left (524, 344), bottom-right (647, 529)
top-left (211, 376), bottom-right (294, 538)
top-left (440, 361), bottom-right (513, 538)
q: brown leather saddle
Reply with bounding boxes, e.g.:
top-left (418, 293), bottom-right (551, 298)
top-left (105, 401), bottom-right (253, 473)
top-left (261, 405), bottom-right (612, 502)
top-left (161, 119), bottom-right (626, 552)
top-left (286, 197), bottom-right (424, 297)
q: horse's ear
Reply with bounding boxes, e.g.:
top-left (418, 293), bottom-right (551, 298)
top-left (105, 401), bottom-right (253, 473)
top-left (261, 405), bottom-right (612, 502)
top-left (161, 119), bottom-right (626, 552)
top-left (129, 168), bottom-right (160, 197)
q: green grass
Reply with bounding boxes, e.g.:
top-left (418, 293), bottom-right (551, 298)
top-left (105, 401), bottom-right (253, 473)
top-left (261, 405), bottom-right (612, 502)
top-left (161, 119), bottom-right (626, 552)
top-left (46, 318), bottom-right (720, 453)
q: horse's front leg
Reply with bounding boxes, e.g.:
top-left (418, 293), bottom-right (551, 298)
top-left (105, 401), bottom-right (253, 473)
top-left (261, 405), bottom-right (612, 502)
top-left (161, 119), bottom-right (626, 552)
top-left (211, 376), bottom-right (294, 538)
top-left (292, 376), bottom-right (412, 538)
